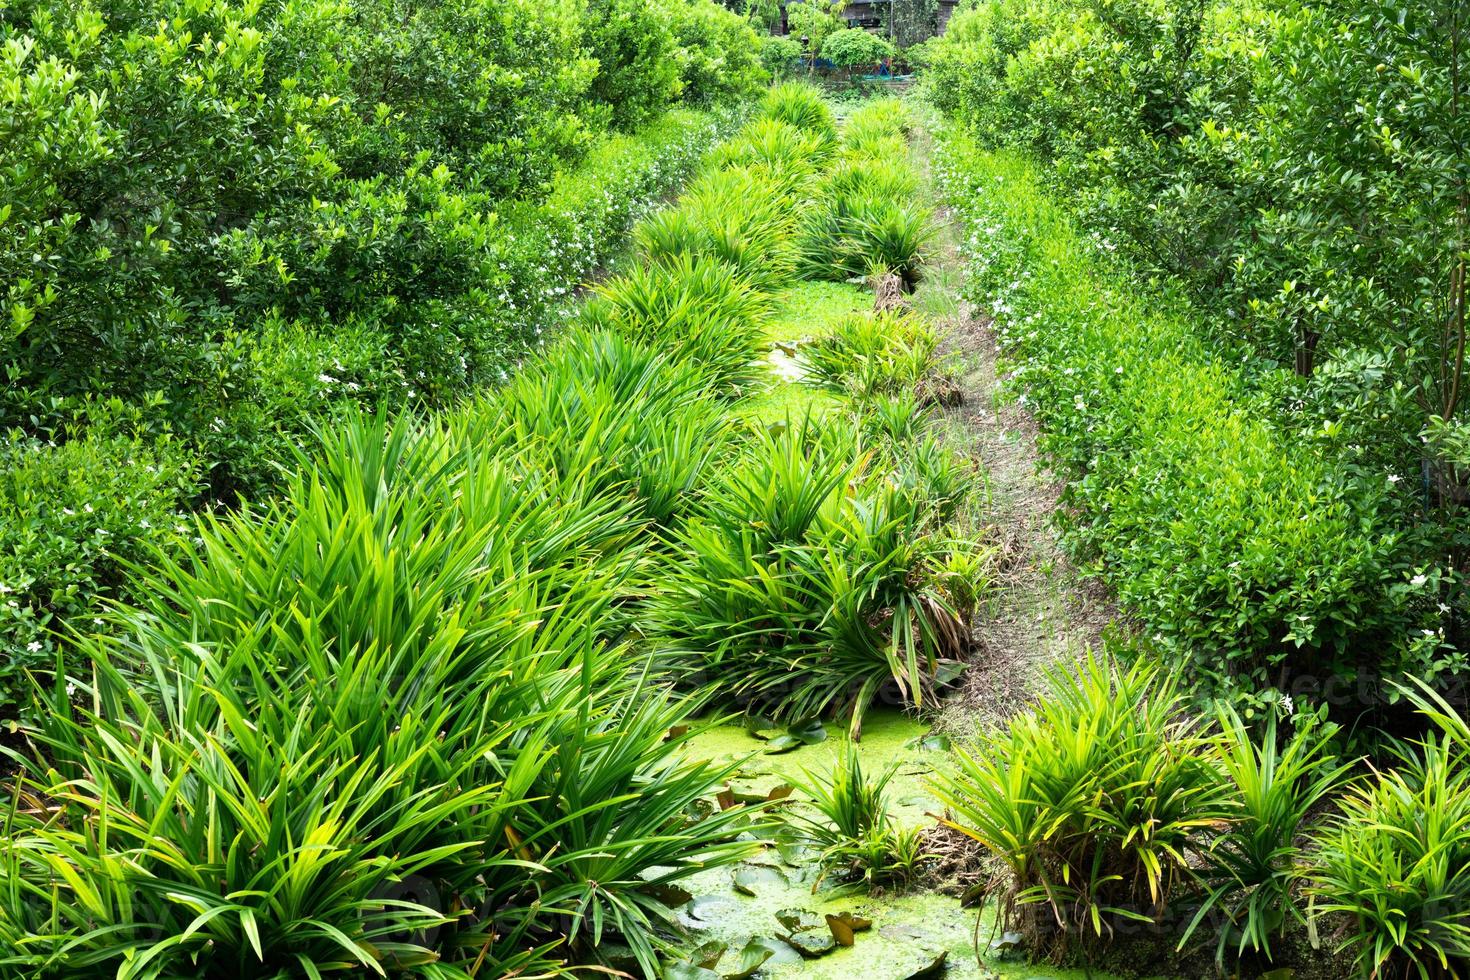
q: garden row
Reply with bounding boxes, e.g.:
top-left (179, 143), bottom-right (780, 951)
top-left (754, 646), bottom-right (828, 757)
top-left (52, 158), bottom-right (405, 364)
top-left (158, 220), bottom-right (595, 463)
top-left (933, 134), bottom-right (1451, 723)
top-left (0, 85), bottom-right (981, 978)
top-left (923, 0), bottom-right (1468, 712)
top-left (0, 0), bottom-right (767, 704)
top-left (927, 125), bottom-right (1470, 979)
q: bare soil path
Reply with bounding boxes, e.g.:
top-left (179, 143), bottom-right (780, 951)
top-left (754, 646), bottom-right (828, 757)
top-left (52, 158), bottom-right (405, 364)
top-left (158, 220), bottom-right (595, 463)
top-left (906, 113), bottom-right (1118, 732)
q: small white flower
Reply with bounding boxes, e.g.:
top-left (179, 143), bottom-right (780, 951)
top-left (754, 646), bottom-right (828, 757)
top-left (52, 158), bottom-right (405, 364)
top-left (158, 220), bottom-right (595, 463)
top-left (1410, 574), bottom-right (1428, 587)
top-left (1388, 473), bottom-right (1402, 484)
top-left (26, 641), bottom-right (42, 653)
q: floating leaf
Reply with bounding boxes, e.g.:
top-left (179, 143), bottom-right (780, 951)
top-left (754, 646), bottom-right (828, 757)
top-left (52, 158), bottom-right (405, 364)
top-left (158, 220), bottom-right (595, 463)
top-left (745, 715), bottom-right (779, 740)
top-left (716, 788), bottom-right (738, 810)
top-left (642, 882), bottom-right (693, 908)
top-left (766, 783), bottom-right (794, 802)
top-left (666, 724), bottom-right (690, 741)
top-left (667, 965), bottom-right (722, 980)
top-left (782, 928), bottom-right (838, 958)
top-left (723, 938), bottom-right (778, 979)
top-left (775, 907), bottom-right (823, 932)
top-left (903, 732), bottom-right (951, 752)
top-left (790, 718), bottom-right (828, 745)
top-left (764, 734), bottom-right (802, 754)
top-left (734, 865), bottom-right (785, 896)
top-left (689, 895), bottom-right (733, 921)
top-left (988, 931), bottom-right (1024, 952)
top-left (903, 950), bottom-right (947, 979)
top-left (690, 941), bottom-right (726, 968)
top-left (823, 912), bottom-right (872, 946)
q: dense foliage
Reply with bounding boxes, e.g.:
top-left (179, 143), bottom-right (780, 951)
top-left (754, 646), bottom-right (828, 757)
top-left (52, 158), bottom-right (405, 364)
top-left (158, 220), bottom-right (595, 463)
top-left (0, 0), bottom-right (764, 706)
top-left (928, 0), bottom-right (1469, 720)
top-left (0, 87), bottom-right (994, 977)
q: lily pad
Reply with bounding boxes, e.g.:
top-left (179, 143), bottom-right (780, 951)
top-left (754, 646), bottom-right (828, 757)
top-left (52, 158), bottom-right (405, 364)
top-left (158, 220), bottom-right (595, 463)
top-left (732, 865), bottom-right (785, 896)
top-left (723, 938), bottom-right (779, 979)
top-left (689, 941), bottom-right (727, 968)
top-left (790, 717), bottom-right (828, 745)
top-left (903, 949), bottom-right (948, 979)
top-left (666, 965), bottom-right (722, 980)
top-left (989, 931), bottom-right (1025, 952)
top-left (774, 907), bottom-right (823, 932)
top-left (903, 732), bottom-right (951, 752)
top-left (763, 734), bottom-right (802, 754)
top-left (781, 928), bottom-right (838, 958)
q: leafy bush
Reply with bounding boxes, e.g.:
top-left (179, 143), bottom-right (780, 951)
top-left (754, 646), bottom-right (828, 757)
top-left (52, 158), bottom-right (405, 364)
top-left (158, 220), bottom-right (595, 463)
top-left (582, 0), bottom-right (683, 131)
top-left (1310, 682), bottom-right (1470, 979)
top-left (924, 0), bottom-right (1470, 607)
top-left (0, 413), bottom-right (198, 709)
top-left (583, 254), bottom-right (771, 394)
top-left (0, 410), bottom-right (753, 977)
top-left (936, 142), bottom-right (1446, 715)
top-left (670, 0), bottom-right (769, 105)
top-left (935, 653), bottom-right (1230, 959)
top-left (758, 34), bottom-right (805, 81)
top-left (820, 28), bottom-right (896, 75)
top-left (652, 418), bottom-right (973, 734)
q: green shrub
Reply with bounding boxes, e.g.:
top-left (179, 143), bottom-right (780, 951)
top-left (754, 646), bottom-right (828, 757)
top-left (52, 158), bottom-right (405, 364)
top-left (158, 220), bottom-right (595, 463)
top-left (758, 34), bottom-right (805, 81)
top-left (1310, 682), bottom-right (1470, 979)
top-left (652, 418), bottom-right (971, 734)
top-left (0, 410), bottom-right (753, 977)
top-left (760, 81), bottom-right (838, 143)
top-left (670, 0), bottom-right (769, 105)
top-left (937, 142), bottom-right (1445, 714)
top-left (583, 254), bottom-right (771, 394)
top-left (0, 411), bottom-right (198, 711)
top-left (582, 0), bottom-right (682, 130)
top-left (935, 653), bottom-right (1231, 959)
top-left (820, 28), bottom-right (896, 75)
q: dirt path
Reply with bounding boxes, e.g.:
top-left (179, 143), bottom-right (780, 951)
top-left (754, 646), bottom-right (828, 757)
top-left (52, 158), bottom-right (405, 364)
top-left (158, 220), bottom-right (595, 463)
top-left (907, 114), bottom-right (1117, 733)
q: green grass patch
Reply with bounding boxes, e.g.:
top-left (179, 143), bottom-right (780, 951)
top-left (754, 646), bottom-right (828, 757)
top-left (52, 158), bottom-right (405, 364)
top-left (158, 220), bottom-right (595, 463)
top-left (735, 382), bottom-right (845, 427)
top-left (765, 281), bottom-right (872, 343)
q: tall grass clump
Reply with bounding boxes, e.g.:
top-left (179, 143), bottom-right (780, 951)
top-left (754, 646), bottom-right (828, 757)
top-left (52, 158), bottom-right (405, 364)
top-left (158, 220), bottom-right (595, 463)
top-left (706, 117), bottom-right (829, 183)
top-left (652, 417), bottom-right (978, 735)
top-left (485, 328), bottom-right (731, 525)
top-left (935, 653), bottom-right (1230, 960)
top-left (1181, 709), bottom-right (1348, 968)
top-left (634, 166), bottom-right (800, 290)
top-left (1310, 683), bottom-right (1470, 979)
top-left (583, 253), bottom-right (770, 394)
top-left (759, 81), bottom-right (837, 144)
top-left (800, 309), bottom-right (957, 404)
top-left (798, 104), bottom-right (934, 290)
top-left (0, 411), bottom-right (753, 978)
top-left (787, 743), bottom-right (931, 891)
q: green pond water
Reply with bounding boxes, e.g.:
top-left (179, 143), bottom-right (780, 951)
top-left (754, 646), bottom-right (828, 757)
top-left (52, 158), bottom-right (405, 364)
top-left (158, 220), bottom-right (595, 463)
top-left (657, 710), bottom-right (1138, 980)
